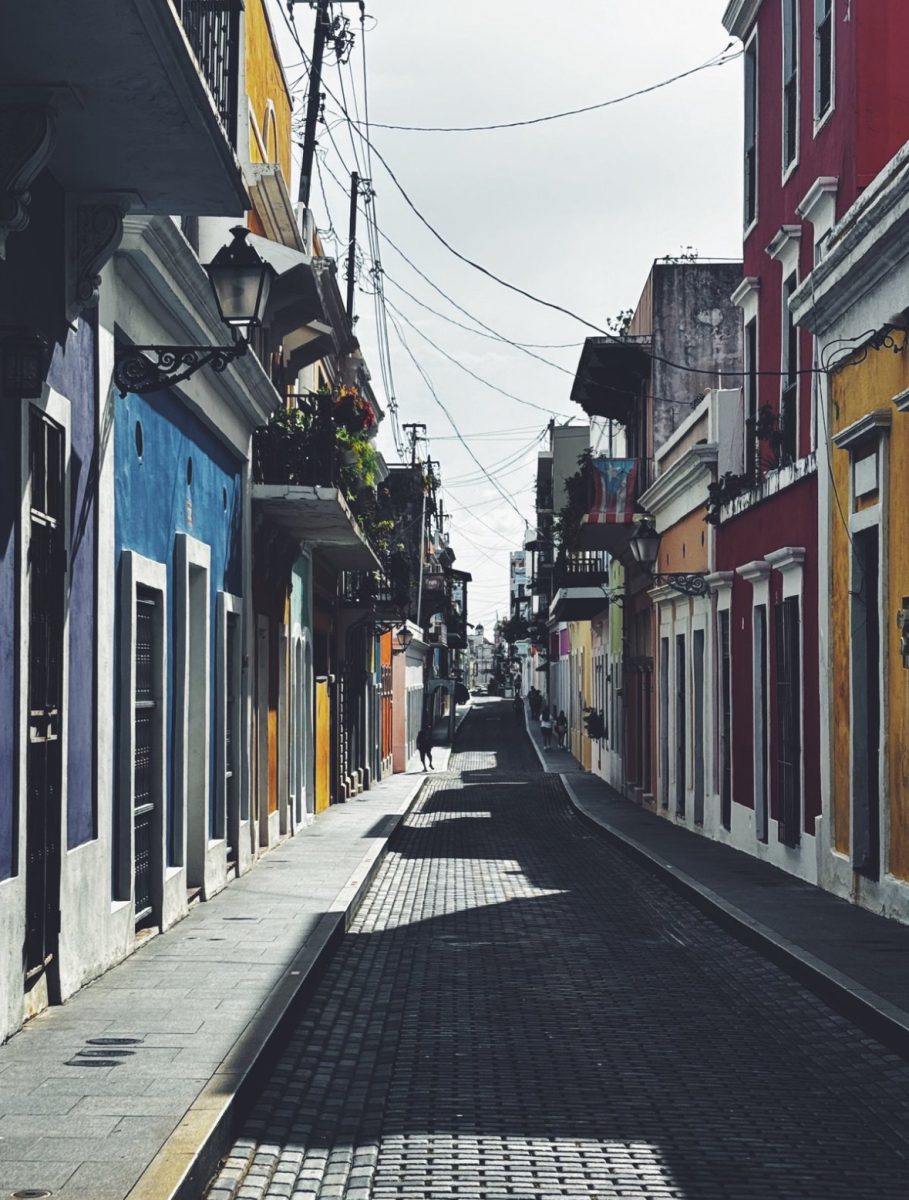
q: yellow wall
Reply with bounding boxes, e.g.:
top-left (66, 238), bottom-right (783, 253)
top-left (245, 0), bottom-right (293, 182)
top-left (830, 332), bottom-right (909, 878)
top-left (568, 621), bottom-right (594, 769)
top-left (657, 506), bottom-right (709, 575)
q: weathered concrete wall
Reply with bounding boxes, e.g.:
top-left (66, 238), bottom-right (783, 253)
top-left (651, 263), bottom-right (743, 455)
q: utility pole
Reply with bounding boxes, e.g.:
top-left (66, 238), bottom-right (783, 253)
top-left (296, 0), bottom-right (329, 214)
top-left (346, 170), bottom-right (359, 321)
top-left (402, 422), bottom-right (426, 466)
top-left (293, 0), bottom-right (364, 215)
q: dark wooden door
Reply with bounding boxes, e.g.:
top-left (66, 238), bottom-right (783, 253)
top-left (25, 409), bottom-right (65, 980)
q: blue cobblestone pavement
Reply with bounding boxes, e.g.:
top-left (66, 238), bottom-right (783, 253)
top-left (204, 699), bottom-right (909, 1199)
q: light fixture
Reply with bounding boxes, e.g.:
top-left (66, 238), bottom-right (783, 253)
top-left (628, 516), bottom-right (709, 597)
top-left (114, 227), bottom-right (276, 397)
top-left (0, 328), bottom-right (51, 400)
top-left (393, 625), bottom-right (414, 655)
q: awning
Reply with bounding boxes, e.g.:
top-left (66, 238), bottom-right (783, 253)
top-left (253, 484), bottom-right (381, 572)
top-left (577, 514), bottom-right (636, 558)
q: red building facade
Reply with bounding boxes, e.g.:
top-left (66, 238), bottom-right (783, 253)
top-left (717, 0), bottom-right (909, 878)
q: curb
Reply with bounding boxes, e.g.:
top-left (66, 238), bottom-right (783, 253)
top-left (127, 774), bottom-right (428, 1200)
top-left (559, 772), bottom-right (909, 1059)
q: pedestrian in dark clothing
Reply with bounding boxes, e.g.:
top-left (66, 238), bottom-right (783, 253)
top-left (513, 694), bottom-right (524, 723)
top-left (529, 689), bottom-right (542, 720)
top-left (416, 725), bottom-right (434, 772)
top-left (555, 710), bottom-right (568, 750)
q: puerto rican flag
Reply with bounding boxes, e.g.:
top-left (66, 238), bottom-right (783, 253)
top-left (587, 458), bottom-right (638, 524)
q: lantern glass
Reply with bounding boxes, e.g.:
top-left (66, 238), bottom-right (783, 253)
top-left (396, 626), bottom-right (414, 651)
top-left (205, 226), bottom-right (275, 330)
top-left (629, 518), bottom-right (661, 569)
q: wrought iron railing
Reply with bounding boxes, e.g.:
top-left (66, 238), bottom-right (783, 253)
top-left (175, 0), bottom-right (242, 144)
top-left (254, 393), bottom-right (338, 489)
top-left (553, 550), bottom-right (609, 592)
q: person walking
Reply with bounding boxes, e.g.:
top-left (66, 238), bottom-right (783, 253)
top-left (416, 724), bottom-right (434, 772)
top-left (555, 710), bottom-right (568, 750)
top-left (513, 693), bottom-right (524, 724)
top-left (529, 688), bottom-right (543, 721)
top-left (540, 706), bottom-right (553, 751)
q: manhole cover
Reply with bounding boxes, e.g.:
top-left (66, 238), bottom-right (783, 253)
top-left (11, 1190), bottom-right (53, 1198)
top-left (86, 1037), bottom-right (140, 1046)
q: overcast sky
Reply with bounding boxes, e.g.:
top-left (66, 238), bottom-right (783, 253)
top-left (268, 0), bottom-right (744, 632)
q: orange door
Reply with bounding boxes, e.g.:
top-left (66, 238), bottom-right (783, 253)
top-left (315, 679), bottom-right (331, 813)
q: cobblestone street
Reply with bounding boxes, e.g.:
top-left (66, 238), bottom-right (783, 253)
top-left (205, 701), bottom-right (909, 1200)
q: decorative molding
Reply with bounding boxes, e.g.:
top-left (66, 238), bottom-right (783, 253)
top-left (832, 407), bottom-right (892, 450)
top-left (797, 176), bottom-right (839, 242)
top-left (731, 276), bottom-right (761, 310)
top-left (66, 196), bottom-right (128, 322)
top-left (765, 546), bottom-right (806, 577)
top-left (640, 443), bottom-right (718, 524)
top-left (737, 559), bottom-right (771, 583)
top-left (721, 451), bottom-right (817, 520)
top-left (0, 104), bottom-right (56, 258)
top-left (893, 387), bottom-right (909, 413)
top-left (706, 570), bottom-right (735, 595)
top-left (767, 224), bottom-right (803, 269)
top-left (722, 0), bottom-right (760, 40)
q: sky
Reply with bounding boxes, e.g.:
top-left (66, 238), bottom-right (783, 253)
top-left (267, 0), bottom-right (744, 631)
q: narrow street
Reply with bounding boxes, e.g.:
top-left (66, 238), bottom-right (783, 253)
top-left (205, 701), bottom-right (909, 1200)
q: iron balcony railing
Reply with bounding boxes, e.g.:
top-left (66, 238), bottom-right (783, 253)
top-left (553, 551), bottom-right (609, 592)
top-left (175, 0), bottom-right (242, 144)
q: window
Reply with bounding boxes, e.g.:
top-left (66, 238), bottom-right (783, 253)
top-left (782, 0), bottom-right (799, 172)
top-left (781, 272), bottom-right (799, 463)
top-left (745, 318), bottom-right (758, 477)
top-left (744, 35), bottom-right (758, 227)
top-left (815, 0), bottom-right (833, 122)
top-left (675, 635), bottom-right (687, 818)
top-left (775, 596), bottom-right (801, 847)
top-left (660, 638), bottom-right (670, 809)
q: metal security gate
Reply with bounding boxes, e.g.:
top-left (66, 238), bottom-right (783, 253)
top-left (134, 588), bottom-right (158, 926)
top-left (25, 409), bottom-right (65, 983)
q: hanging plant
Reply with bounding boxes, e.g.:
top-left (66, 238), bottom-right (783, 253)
top-left (333, 385), bottom-right (377, 435)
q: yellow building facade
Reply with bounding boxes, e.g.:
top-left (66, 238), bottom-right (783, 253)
top-left (792, 140), bottom-right (909, 920)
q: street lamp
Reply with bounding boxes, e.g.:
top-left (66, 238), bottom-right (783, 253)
top-left (114, 227), bottom-right (276, 397)
top-left (393, 626), bottom-right (414, 655)
top-left (628, 517), bottom-right (709, 597)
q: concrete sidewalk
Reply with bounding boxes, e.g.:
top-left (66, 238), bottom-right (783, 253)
top-left (0, 768), bottom-right (428, 1200)
top-left (522, 704), bottom-right (909, 1057)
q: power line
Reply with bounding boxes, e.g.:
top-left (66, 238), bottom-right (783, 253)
top-left (386, 311), bottom-right (528, 522)
top-left (352, 47), bottom-right (741, 132)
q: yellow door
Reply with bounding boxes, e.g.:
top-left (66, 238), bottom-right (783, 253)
top-left (315, 679), bottom-right (330, 813)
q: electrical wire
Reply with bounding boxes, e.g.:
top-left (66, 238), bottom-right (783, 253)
top-left (387, 311), bottom-right (529, 522)
top-left (350, 47), bottom-right (741, 132)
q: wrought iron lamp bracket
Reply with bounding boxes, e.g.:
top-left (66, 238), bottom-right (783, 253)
top-left (650, 572), bottom-right (709, 597)
top-left (114, 340), bottom-right (247, 398)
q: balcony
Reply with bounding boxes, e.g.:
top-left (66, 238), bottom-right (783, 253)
top-left (571, 336), bottom-right (652, 423)
top-left (341, 571), bottom-right (405, 622)
top-left (1, 0), bottom-right (247, 216)
top-left (252, 394), bottom-right (381, 572)
top-left (550, 552), bottom-right (610, 622)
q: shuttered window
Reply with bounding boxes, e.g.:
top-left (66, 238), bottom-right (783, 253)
top-left (782, 0), bottom-right (799, 172)
top-left (815, 0), bottom-right (833, 121)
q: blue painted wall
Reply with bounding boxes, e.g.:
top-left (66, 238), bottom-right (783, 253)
top-left (0, 404), bottom-right (18, 880)
top-left (115, 388), bottom-right (242, 860)
top-left (48, 317), bottom-right (98, 849)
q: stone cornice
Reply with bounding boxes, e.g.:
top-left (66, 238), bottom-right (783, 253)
top-left (723, 0), bottom-right (761, 40)
top-left (767, 224), bottom-right (802, 264)
top-left (737, 559), bottom-right (771, 583)
top-left (639, 443), bottom-right (717, 520)
top-left (706, 571), bottom-right (735, 594)
top-left (831, 407), bottom-right (892, 450)
top-left (797, 177), bottom-right (838, 224)
top-left (765, 546), bottom-right (806, 576)
top-left (731, 276), bottom-right (761, 308)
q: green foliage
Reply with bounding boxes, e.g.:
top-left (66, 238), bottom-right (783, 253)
top-left (554, 448), bottom-right (593, 552)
